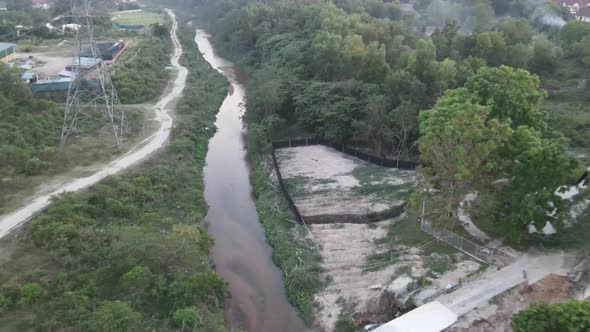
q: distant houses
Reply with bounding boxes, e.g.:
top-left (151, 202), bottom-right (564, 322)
top-left (555, 0), bottom-right (590, 22)
top-left (32, 0), bottom-right (51, 10)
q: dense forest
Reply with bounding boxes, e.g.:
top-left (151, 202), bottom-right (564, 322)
top-left (189, 0), bottom-right (589, 242)
top-left (0, 24), bottom-right (229, 331)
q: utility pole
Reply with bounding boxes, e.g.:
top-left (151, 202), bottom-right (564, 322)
top-left (60, 0), bottom-right (126, 147)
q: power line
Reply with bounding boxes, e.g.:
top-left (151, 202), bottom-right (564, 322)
top-left (60, 0), bottom-right (127, 148)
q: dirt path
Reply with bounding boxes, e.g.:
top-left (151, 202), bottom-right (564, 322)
top-left (0, 9), bottom-right (187, 239)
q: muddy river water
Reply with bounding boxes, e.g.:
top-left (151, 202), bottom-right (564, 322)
top-left (196, 30), bottom-right (306, 332)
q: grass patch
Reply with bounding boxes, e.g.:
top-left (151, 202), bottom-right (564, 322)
top-left (113, 10), bottom-right (164, 26)
top-left (352, 165), bottom-right (413, 203)
top-left (283, 176), bottom-right (337, 198)
top-left (424, 253), bottom-right (452, 277)
top-left (333, 312), bottom-right (356, 332)
top-left (363, 214), bottom-right (457, 273)
top-left (364, 251), bottom-right (397, 272)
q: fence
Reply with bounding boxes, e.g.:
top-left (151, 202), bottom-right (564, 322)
top-left (271, 148), bottom-right (305, 225)
top-left (419, 197), bottom-right (497, 264)
top-left (272, 137), bottom-right (418, 170)
top-left (420, 219), bottom-right (494, 264)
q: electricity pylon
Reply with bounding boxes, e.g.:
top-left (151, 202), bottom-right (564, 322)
top-left (60, 0), bottom-right (125, 147)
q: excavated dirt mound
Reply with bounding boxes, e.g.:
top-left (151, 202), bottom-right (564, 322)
top-left (447, 274), bottom-right (575, 332)
top-left (275, 145), bottom-right (415, 224)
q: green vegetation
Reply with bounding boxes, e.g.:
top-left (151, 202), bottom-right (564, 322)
top-left (0, 23), bottom-right (176, 214)
top-left (352, 165), bottom-right (413, 203)
top-left (418, 66), bottom-right (581, 242)
top-left (190, 0), bottom-right (589, 242)
top-left (333, 312), bottom-right (356, 332)
top-left (112, 25), bottom-right (172, 104)
top-left (250, 158), bottom-right (323, 323)
top-left (113, 11), bottom-right (165, 26)
top-left (424, 253), bottom-right (452, 277)
top-left (0, 24), bottom-right (229, 331)
top-left (366, 215), bottom-right (457, 272)
top-left (512, 300), bottom-right (590, 332)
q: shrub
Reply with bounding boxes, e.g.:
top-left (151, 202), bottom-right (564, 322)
top-left (512, 301), bottom-right (590, 332)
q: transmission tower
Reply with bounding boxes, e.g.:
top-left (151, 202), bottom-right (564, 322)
top-left (60, 0), bottom-right (126, 147)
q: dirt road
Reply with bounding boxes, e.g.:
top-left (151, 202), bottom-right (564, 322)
top-left (0, 9), bottom-right (187, 239)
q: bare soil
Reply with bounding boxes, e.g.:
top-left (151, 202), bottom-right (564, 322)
top-left (447, 274), bottom-right (575, 332)
top-left (276, 145), bottom-right (414, 224)
top-left (309, 219), bottom-right (481, 332)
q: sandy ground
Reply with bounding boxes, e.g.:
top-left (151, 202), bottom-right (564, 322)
top-left (458, 193), bottom-right (491, 242)
top-left (0, 9), bottom-right (186, 239)
top-left (309, 219), bottom-right (481, 332)
top-left (15, 47), bottom-right (75, 78)
top-left (276, 145), bottom-right (415, 222)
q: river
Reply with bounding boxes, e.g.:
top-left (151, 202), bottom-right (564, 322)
top-left (195, 30), bottom-right (306, 332)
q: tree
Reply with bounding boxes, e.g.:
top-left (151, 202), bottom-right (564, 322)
top-left (496, 127), bottom-right (575, 241)
top-left (359, 42), bottom-right (390, 84)
top-left (310, 30), bottom-right (343, 81)
top-left (18, 283), bottom-right (46, 305)
top-left (342, 34), bottom-right (367, 79)
top-left (512, 301), bottom-right (590, 332)
top-left (530, 35), bottom-right (558, 73)
top-left (120, 266), bottom-right (162, 303)
top-left (465, 66), bottom-right (546, 130)
top-left (150, 24), bottom-right (169, 39)
top-left (84, 301), bottom-right (142, 332)
top-left (418, 88), bottom-right (511, 222)
top-left (173, 307), bottom-right (204, 331)
top-left (431, 20), bottom-right (459, 60)
top-left (498, 17), bottom-right (533, 45)
top-left (561, 21), bottom-right (590, 49)
top-left (505, 44), bottom-right (532, 69)
top-left (474, 32), bottom-right (507, 66)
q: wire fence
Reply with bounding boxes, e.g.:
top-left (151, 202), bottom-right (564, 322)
top-left (418, 197), bottom-right (500, 264)
top-left (420, 219), bottom-right (494, 264)
top-left (270, 147), bottom-right (305, 226)
top-left (272, 137), bottom-right (418, 170)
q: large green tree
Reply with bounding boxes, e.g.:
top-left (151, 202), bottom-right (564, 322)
top-left (418, 88), bottom-right (511, 222)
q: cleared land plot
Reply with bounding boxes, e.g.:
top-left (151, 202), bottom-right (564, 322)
top-left (276, 145), bottom-right (415, 224)
top-left (309, 218), bottom-right (479, 331)
top-left (113, 11), bottom-right (164, 26)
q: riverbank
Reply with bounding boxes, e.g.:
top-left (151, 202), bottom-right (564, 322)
top-left (0, 14), bottom-right (230, 330)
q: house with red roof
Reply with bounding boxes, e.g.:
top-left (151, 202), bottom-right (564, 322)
top-left (555, 0), bottom-right (590, 22)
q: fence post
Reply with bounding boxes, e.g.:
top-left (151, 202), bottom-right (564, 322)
top-left (288, 138), bottom-right (291, 147)
top-left (381, 157), bottom-right (384, 167)
top-left (306, 137), bottom-right (308, 146)
top-left (397, 160), bottom-right (399, 169)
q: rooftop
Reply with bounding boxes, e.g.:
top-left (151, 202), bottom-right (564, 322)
top-left (0, 42), bottom-right (16, 52)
